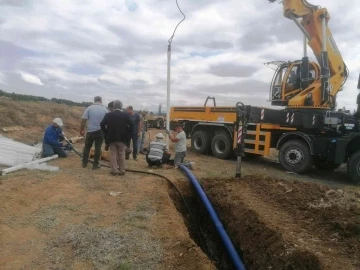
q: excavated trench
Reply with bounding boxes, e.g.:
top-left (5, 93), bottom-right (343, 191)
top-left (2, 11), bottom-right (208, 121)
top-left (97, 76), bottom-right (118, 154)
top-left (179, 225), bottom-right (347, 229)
top-left (169, 181), bottom-right (235, 270)
top-left (167, 177), bottom-right (335, 270)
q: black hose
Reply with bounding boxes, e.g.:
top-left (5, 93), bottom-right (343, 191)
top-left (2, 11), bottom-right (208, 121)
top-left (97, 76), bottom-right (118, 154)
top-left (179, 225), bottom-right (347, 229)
top-left (66, 140), bottom-right (205, 250)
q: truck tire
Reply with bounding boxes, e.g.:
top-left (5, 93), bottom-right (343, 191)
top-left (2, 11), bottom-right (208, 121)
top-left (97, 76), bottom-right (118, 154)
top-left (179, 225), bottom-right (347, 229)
top-left (191, 131), bottom-right (211, 154)
top-left (313, 158), bottom-right (341, 171)
top-left (348, 150), bottom-right (360, 184)
top-left (211, 132), bottom-right (232, 159)
top-left (279, 140), bottom-right (313, 174)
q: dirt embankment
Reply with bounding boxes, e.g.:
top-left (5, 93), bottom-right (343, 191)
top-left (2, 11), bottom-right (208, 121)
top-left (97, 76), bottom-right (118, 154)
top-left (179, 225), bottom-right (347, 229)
top-left (201, 176), bottom-right (360, 270)
top-left (0, 97), bottom-right (83, 143)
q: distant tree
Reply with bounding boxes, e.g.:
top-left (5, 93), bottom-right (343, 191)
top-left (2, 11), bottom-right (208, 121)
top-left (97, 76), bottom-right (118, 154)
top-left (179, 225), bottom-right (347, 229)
top-left (0, 89), bottom-right (90, 107)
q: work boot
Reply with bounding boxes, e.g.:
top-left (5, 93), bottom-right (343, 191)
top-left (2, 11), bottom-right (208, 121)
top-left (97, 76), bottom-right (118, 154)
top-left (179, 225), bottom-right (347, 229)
top-left (133, 156), bottom-right (137, 161)
top-left (92, 164), bottom-right (101, 170)
top-left (82, 163), bottom-right (88, 168)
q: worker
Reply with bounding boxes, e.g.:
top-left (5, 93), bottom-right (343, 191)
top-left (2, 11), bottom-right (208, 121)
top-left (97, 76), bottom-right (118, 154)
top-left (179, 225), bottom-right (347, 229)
top-left (104, 101), bottom-right (114, 151)
top-left (100, 100), bottom-right (133, 176)
top-left (146, 133), bottom-right (171, 167)
top-left (42, 118), bottom-right (67, 158)
top-left (108, 101), bottom-right (114, 112)
top-left (80, 96), bottom-right (108, 170)
top-left (125, 106), bottom-right (141, 161)
top-left (138, 112), bottom-right (148, 154)
top-left (167, 123), bottom-right (187, 168)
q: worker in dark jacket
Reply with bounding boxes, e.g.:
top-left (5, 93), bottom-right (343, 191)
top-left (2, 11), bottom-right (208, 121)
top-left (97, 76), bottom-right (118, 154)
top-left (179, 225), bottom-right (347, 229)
top-left (42, 118), bottom-right (67, 158)
top-left (104, 101), bottom-right (114, 151)
top-left (100, 100), bottom-right (133, 175)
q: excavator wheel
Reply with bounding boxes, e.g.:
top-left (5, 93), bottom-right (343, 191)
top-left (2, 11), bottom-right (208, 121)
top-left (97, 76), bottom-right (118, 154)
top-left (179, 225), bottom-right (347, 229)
top-left (348, 150), bottom-right (360, 185)
top-left (279, 140), bottom-right (313, 174)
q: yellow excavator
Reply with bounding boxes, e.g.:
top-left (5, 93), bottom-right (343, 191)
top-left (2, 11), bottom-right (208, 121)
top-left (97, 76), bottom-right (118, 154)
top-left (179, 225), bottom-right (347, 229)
top-left (170, 0), bottom-right (360, 183)
top-left (267, 0), bottom-right (349, 110)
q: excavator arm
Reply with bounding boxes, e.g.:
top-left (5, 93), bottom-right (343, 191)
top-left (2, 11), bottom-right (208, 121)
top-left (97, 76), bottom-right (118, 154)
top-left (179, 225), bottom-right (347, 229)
top-left (268, 0), bottom-right (348, 109)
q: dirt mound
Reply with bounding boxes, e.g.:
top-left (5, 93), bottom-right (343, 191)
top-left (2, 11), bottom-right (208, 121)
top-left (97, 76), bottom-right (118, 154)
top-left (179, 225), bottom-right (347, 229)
top-left (202, 176), bottom-right (360, 270)
top-left (0, 97), bottom-right (83, 143)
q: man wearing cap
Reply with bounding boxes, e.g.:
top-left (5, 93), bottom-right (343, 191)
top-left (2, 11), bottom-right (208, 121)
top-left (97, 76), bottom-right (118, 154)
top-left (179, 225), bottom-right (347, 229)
top-left (42, 118), bottom-right (67, 158)
top-left (101, 100), bottom-right (133, 175)
top-left (80, 96), bottom-right (108, 170)
top-left (146, 133), bottom-right (171, 167)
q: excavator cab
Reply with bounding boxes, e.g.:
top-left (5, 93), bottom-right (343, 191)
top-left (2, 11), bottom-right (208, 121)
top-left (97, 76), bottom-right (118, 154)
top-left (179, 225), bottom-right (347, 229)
top-left (267, 60), bottom-right (319, 106)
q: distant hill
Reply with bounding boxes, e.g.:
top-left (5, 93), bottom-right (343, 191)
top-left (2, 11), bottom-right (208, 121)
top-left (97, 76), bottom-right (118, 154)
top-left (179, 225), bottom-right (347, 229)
top-left (0, 97), bottom-right (84, 144)
top-left (0, 90), bottom-right (92, 107)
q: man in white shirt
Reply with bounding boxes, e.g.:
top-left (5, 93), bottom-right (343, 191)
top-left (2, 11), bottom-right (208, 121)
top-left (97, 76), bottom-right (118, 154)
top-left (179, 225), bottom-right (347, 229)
top-left (167, 123), bottom-right (187, 168)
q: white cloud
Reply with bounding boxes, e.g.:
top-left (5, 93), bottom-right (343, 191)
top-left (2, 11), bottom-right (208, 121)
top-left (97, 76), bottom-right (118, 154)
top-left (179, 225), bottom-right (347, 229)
top-left (20, 72), bottom-right (44, 86)
top-left (0, 0), bottom-right (358, 111)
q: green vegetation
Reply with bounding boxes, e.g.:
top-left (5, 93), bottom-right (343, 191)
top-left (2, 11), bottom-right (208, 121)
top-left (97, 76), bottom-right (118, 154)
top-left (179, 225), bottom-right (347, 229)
top-left (0, 89), bottom-right (92, 107)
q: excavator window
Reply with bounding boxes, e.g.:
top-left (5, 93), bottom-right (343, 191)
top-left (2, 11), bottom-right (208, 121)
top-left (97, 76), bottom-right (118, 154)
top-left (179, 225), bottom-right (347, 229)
top-left (274, 67), bottom-right (288, 85)
top-left (285, 65), bottom-right (301, 93)
top-left (308, 66), bottom-right (316, 84)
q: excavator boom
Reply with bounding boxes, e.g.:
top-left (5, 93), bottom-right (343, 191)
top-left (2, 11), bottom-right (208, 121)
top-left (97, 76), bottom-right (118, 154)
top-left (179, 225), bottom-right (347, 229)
top-left (268, 0), bottom-right (348, 109)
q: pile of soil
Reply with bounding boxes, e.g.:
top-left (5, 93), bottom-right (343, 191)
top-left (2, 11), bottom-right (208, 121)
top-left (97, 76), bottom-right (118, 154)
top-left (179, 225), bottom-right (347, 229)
top-left (202, 176), bottom-right (360, 270)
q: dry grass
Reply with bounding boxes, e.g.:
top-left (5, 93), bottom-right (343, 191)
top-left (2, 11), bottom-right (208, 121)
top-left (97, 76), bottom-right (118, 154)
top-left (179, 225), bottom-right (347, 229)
top-left (46, 222), bottom-right (163, 270)
top-left (0, 97), bottom-right (83, 143)
top-left (35, 204), bottom-right (79, 232)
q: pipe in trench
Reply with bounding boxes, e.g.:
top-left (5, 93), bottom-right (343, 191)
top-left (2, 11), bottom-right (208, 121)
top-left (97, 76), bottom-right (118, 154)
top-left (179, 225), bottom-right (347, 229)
top-left (179, 164), bottom-right (246, 270)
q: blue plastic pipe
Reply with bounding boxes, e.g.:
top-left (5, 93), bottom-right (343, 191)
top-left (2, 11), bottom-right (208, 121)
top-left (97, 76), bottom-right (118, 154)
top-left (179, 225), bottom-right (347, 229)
top-left (179, 165), bottom-right (246, 270)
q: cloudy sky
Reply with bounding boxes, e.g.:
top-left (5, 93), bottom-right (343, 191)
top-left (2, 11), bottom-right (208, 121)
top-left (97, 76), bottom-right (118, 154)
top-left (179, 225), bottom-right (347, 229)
top-left (0, 0), bottom-right (359, 112)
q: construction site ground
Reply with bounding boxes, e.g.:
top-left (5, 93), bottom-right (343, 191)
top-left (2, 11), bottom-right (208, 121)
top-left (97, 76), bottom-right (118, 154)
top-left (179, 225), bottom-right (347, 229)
top-left (1, 100), bottom-right (360, 269)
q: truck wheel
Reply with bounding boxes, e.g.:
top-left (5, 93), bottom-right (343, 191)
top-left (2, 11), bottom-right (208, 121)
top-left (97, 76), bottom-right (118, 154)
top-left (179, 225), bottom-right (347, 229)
top-left (211, 132), bottom-right (232, 159)
top-left (314, 158), bottom-right (341, 171)
top-left (279, 140), bottom-right (313, 174)
top-left (191, 131), bottom-right (211, 154)
top-left (348, 151), bottom-right (360, 184)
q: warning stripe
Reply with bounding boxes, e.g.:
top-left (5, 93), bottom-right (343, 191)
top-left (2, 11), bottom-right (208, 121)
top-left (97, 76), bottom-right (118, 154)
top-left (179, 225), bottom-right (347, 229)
top-left (237, 126), bottom-right (243, 144)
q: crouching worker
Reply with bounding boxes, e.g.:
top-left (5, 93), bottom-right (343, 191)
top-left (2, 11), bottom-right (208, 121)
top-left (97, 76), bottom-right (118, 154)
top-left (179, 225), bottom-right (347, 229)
top-left (42, 118), bottom-right (67, 158)
top-left (146, 133), bottom-right (171, 167)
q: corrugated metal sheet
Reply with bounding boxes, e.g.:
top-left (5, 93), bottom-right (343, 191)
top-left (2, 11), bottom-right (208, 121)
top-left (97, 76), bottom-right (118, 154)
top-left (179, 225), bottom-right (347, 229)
top-left (0, 137), bottom-right (41, 166)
